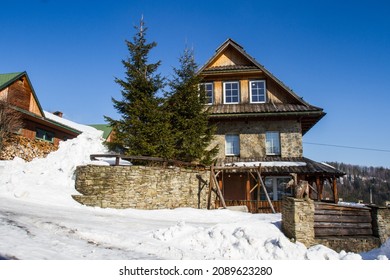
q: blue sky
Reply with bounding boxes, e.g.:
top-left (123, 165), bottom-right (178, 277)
top-left (1, 0), bottom-right (390, 168)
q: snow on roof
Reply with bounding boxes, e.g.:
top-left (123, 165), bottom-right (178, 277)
top-left (44, 110), bottom-right (101, 135)
top-left (226, 161), bottom-right (307, 167)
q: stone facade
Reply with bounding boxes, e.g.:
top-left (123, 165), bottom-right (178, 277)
top-left (282, 197), bottom-right (390, 252)
top-left (73, 165), bottom-right (213, 210)
top-left (209, 119), bottom-right (302, 160)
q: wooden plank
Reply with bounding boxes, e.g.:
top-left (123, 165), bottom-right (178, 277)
top-left (314, 214), bottom-right (372, 223)
top-left (315, 227), bottom-right (373, 237)
top-left (314, 222), bottom-right (372, 229)
top-left (314, 209), bottom-right (372, 216)
top-left (315, 203), bottom-right (370, 211)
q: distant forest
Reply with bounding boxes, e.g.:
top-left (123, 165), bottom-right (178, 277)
top-left (328, 162), bottom-right (390, 206)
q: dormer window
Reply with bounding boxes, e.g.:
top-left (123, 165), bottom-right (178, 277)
top-left (250, 80), bottom-right (266, 103)
top-left (223, 81), bottom-right (239, 104)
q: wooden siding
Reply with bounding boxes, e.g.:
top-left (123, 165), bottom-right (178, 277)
top-left (314, 202), bottom-right (373, 237)
top-left (7, 76), bottom-right (43, 117)
top-left (209, 46), bottom-right (252, 68)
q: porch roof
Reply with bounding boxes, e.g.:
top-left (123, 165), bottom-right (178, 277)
top-left (218, 157), bottom-right (345, 177)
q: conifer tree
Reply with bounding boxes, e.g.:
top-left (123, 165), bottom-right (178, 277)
top-left (105, 19), bottom-right (174, 158)
top-left (165, 48), bottom-right (218, 164)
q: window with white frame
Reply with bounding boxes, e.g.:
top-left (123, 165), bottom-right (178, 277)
top-left (201, 82), bottom-right (214, 104)
top-left (225, 134), bottom-right (240, 156)
top-left (223, 81), bottom-right (239, 104)
top-left (250, 80), bottom-right (266, 103)
top-left (265, 131), bottom-right (280, 155)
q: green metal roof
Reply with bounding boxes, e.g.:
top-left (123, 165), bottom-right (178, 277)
top-left (0, 72), bottom-right (24, 89)
top-left (89, 124), bottom-right (113, 140)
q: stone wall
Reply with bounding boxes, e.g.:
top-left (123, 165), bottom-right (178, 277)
top-left (209, 119), bottom-right (302, 159)
top-left (370, 206), bottom-right (390, 244)
top-left (73, 165), bottom-right (213, 210)
top-left (281, 197), bottom-right (315, 247)
top-left (282, 197), bottom-right (390, 252)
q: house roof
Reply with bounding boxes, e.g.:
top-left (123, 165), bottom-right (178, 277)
top-left (0, 72), bottom-right (24, 88)
top-left (220, 156), bottom-right (345, 177)
top-left (207, 103), bottom-right (325, 134)
top-left (89, 124), bottom-right (113, 140)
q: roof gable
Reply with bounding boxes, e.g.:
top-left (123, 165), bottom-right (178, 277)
top-left (198, 38), bottom-right (312, 106)
top-left (0, 71), bottom-right (45, 118)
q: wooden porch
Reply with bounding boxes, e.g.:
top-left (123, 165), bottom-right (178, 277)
top-left (224, 200), bottom-right (283, 214)
top-left (206, 159), bottom-right (344, 214)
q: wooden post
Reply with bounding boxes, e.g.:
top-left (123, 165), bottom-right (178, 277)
top-left (207, 166), bottom-right (214, 209)
top-left (256, 166), bottom-right (276, 214)
top-left (333, 177), bottom-right (339, 203)
top-left (212, 172), bottom-right (226, 208)
top-left (246, 173), bottom-right (251, 212)
top-left (316, 177), bottom-right (322, 201)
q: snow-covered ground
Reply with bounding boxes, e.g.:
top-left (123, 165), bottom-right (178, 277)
top-left (0, 126), bottom-right (389, 260)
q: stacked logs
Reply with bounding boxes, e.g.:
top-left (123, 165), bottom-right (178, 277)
top-left (0, 135), bottom-right (57, 161)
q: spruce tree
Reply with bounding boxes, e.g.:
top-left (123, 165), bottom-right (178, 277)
top-left (165, 48), bottom-right (218, 164)
top-left (105, 19), bottom-right (174, 158)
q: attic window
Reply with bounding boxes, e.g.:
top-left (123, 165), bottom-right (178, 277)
top-left (250, 80), bottom-right (266, 103)
top-left (223, 81), bottom-right (239, 104)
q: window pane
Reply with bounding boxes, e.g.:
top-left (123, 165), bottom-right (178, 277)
top-left (224, 82), bottom-right (239, 103)
top-left (266, 132), bottom-right (280, 155)
top-left (250, 80), bottom-right (266, 103)
top-left (225, 135), bottom-right (239, 155)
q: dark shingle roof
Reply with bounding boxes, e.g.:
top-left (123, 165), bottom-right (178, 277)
top-left (207, 103), bottom-right (325, 134)
top-left (202, 65), bottom-right (259, 73)
top-left (208, 103), bottom-right (322, 115)
top-left (219, 157), bottom-right (345, 177)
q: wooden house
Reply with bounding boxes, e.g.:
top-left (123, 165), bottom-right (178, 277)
top-left (198, 39), bottom-right (344, 213)
top-left (0, 71), bottom-right (80, 146)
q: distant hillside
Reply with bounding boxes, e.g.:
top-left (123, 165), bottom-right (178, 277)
top-left (327, 162), bottom-right (390, 206)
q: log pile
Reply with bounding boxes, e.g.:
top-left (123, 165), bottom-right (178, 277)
top-left (0, 135), bottom-right (57, 161)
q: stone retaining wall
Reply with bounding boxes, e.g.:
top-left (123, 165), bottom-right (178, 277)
top-left (73, 165), bottom-right (213, 210)
top-left (281, 197), bottom-right (390, 252)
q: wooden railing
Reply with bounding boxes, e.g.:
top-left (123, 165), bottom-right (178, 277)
top-left (224, 200), bottom-right (282, 213)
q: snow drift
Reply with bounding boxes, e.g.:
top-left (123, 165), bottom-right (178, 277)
top-left (0, 125), bottom-right (389, 260)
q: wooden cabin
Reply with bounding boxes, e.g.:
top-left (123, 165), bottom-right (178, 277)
top-left (198, 39), bottom-right (344, 213)
top-left (0, 71), bottom-right (80, 146)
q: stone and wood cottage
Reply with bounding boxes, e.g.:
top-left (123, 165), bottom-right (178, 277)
top-left (74, 39), bottom-right (345, 214)
top-left (198, 39), bottom-right (344, 212)
top-left (0, 71), bottom-right (81, 150)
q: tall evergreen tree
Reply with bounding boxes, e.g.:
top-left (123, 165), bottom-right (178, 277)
top-left (165, 48), bottom-right (218, 164)
top-left (105, 19), bottom-right (174, 158)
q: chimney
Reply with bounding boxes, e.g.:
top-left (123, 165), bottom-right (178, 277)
top-left (53, 111), bottom-right (63, 118)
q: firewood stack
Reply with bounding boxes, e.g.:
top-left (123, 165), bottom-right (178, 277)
top-left (0, 135), bottom-right (57, 161)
